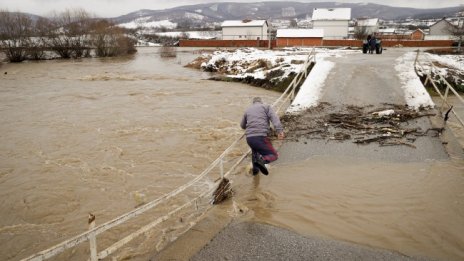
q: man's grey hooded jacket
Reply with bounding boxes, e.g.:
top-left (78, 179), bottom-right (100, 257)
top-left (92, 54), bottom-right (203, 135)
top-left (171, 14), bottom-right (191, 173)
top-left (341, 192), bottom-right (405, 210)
top-left (240, 101), bottom-right (283, 137)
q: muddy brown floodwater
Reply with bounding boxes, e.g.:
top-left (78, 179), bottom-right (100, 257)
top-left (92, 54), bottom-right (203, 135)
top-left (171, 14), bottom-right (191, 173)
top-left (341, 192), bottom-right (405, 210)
top-left (0, 47), bottom-right (281, 260)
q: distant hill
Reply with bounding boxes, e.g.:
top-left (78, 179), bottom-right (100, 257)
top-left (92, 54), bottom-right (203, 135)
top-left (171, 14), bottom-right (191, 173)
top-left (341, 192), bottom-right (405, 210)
top-left (112, 1), bottom-right (463, 27)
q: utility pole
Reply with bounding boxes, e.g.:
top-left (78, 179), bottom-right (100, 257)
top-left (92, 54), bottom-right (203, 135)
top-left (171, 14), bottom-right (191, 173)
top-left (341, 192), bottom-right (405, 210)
top-left (268, 18), bottom-right (272, 49)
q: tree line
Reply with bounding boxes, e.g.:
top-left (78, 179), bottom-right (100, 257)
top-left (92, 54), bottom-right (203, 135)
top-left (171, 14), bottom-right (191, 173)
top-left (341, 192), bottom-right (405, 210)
top-left (0, 9), bottom-right (137, 62)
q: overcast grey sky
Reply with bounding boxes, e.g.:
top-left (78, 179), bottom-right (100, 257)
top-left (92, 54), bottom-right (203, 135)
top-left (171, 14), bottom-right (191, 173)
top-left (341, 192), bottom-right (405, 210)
top-left (1, 0), bottom-right (463, 17)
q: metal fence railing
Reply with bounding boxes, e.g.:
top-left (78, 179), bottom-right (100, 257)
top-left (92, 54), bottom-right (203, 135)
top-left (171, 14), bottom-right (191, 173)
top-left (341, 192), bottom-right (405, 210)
top-left (21, 48), bottom-right (316, 261)
top-left (414, 49), bottom-right (464, 128)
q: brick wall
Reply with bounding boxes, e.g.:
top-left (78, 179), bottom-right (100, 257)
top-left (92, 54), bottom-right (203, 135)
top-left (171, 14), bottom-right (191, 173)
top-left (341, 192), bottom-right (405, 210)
top-left (379, 40), bottom-right (453, 47)
top-left (322, 40), bottom-right (363, 47)
top-left (322, 39), bottom-right (453, 47)
top-left (277, 38), bottom-right (323, 47)
top-left (411, 31), bottom-right (425, 40)
top-left (180, 39), bottom-right (453, 48)
top-left (180, 39), bottom-right (276, 48)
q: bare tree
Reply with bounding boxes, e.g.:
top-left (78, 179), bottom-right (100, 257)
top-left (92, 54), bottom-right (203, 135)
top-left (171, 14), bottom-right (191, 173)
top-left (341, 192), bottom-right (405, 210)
top-left (354, 26), bottom-right (369, 40)
top-left (48, 9), bottom-right (92, 58)
top-left (447, 12), bottom-right (464, 52)
top-left (289, 19), bottom-right (298, 28)
top-left (90, 19), bottom-right (136, 57)
top-left (179, 32), bottom-right (190, 39)
top-left (27, 16), bottom-right (52, 60)
top-left (0, 10), bottom-right (33, 62)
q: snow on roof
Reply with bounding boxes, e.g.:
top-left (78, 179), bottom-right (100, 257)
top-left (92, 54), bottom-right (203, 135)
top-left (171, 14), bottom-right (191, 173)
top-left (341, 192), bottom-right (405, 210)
top-left (378, 28), bottom-right (395, 34)
top-left (356, 18), bottom-right (379, 26)
top-left (221, 20), bottom-right (267, 27)
top-left (276, 29), bottom-right (324, 38)
top-left (312, 8), bottom-right (351, 21)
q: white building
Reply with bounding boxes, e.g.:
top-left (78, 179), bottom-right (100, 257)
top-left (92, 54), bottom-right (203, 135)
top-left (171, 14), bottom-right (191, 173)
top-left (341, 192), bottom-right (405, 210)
top-left (426, 18), bottom-right (456, 40)
top-left (429, 18), bottom-right (455, 35)
top-left (355, 18), bottom-right (379, 35)
top-left (221, 20), bottom-right (269, 40)
top-left (312, 8), bottom-right (351, 39)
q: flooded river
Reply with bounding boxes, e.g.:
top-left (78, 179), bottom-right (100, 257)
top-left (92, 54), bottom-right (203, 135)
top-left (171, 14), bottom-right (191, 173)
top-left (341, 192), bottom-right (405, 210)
top-left (1, 47), bottom-right (464, 261)
top-left (0, 47), bottom-right (280, 260)
top-left (232, 155), bottom-right (464, 261)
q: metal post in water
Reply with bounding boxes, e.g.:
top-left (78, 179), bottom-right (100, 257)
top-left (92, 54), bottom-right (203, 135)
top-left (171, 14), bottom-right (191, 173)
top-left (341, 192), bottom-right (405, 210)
top-left (442, 86), bottom-right (450, 113)
top-left (88, 213), bottom-right (97, 261)
top-left (219, 158), bottom-right (224, 179)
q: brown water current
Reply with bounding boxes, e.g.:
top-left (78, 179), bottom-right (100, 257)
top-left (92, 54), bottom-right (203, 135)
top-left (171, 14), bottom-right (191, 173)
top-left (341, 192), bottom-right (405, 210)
top-left (232, 154), bottom-right (464, 261)
top-left (2, 47), bottom-right (464, 261)
top-left (0, 48), bottom-right (280, 260)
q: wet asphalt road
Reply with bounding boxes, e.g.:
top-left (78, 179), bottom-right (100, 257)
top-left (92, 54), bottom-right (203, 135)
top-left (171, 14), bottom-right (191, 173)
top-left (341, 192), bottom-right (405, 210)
top-left (279, 48), bottom-right (449, 163)
top-left (190, 222), bottom-right (436, 261)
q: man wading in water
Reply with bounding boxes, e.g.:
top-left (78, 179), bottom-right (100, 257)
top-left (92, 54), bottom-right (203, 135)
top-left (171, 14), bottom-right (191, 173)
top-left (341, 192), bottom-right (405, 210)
top-left (241, 97), bottom-right (285, 175)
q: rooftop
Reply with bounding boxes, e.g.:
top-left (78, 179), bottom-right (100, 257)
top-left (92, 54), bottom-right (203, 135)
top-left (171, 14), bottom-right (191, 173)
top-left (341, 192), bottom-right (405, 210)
top-left (312, 8), bottom-right (351, 21)
top-left (221, 20), bottom-right (267, 27)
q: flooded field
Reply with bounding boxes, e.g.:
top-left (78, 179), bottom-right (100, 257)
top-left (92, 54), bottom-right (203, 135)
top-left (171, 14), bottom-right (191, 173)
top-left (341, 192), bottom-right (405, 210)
top-left (0, 47), bottom-right (280, 260)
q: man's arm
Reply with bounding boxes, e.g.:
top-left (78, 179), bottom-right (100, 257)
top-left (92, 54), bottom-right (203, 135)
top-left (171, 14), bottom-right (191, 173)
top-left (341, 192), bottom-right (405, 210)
top-left (240, 114), bottom-right (247, 130)
top-left (267, 106), bottom-right (284, 135)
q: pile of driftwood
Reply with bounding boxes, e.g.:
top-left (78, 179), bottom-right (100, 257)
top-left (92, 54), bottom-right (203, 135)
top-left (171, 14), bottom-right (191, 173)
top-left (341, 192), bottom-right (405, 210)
top-left (282, 103), bottom-right (442, 148)
top-left (212, 178), bottom-right (232, 204)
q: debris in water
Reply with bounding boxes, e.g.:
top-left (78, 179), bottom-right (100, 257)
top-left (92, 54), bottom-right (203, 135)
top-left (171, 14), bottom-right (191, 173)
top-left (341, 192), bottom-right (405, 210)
top-left (212, 178), bottom-right (232, 204)
top-left (282, 103), bottom-right (440, 148)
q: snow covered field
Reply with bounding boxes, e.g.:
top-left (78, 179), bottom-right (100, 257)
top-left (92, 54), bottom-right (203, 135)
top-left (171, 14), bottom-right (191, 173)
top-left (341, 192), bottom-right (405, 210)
top-left (416, 52), bottom-right (464, 92)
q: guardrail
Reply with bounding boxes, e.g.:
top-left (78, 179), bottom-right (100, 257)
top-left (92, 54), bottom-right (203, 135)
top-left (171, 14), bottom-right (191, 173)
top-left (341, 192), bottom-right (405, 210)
top-left (21, 48), bottom-right (316, 261)
top-left (414, 49), bottom-right (464, 128)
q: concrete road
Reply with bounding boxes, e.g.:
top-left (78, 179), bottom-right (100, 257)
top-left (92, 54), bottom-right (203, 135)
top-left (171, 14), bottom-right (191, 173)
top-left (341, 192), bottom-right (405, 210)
top-left (190, 222), bottom-right (436, 261)
top-left (279, 48), bottom-right (450, 163)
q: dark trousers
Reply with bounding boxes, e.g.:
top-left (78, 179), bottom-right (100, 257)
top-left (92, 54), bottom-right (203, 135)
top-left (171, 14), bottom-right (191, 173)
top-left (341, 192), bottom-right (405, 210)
top-left (246, 136), bottom-right (278, 171)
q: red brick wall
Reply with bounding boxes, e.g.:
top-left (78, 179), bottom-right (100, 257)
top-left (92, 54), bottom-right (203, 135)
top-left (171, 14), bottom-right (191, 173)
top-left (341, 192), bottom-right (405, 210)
top-left (322, 39), bottom-right (453, 47)
top-left (277, 37), bottom-right (323, 47)
top-left (379, 40), bottom-right (453, 47)
top-left (322, 40), bottom-right (362, 47)
top-left (377, 34), bottom-right (411, 40)
top-left (180, 39), bottom-right (276, 48)
top-left (180, 39), bottom-right (453, 48)
top-left (411, 31), bottom-right (425, 40)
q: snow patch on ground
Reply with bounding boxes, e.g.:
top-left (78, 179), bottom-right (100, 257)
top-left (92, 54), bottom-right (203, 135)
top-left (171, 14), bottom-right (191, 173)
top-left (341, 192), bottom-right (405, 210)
top-left (118, 19), bottom-right (177, 29)
top-left (201, 48), bottom-right (309, 80)
top-left (395, 52), bottom-right (434, 109)
top-left (184, 12), bottom-right (205, 20)
top-left (155, 31), bottom-right (220, 39)
top-left (200, 47), bottom-right (357, 84)
top-left (427, 53), bottom-right (464, 71)
top-left (287, 60), bottom-right (335, 113)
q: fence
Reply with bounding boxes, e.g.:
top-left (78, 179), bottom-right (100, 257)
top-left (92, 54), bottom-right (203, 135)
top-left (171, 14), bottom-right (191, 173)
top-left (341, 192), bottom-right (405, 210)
top-left (21, 48), bottom-right (316, 261)
top-left (414, 49), bottom-right (464, 128)
top-left (180, 39), bottom-right (454, 48)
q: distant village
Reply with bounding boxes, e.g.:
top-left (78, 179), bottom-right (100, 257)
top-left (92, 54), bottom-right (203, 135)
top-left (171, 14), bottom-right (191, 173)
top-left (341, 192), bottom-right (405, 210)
top-left (213, 8), bottom-right (462, 46)
top-left (131, 7), bottom-right (463, 48)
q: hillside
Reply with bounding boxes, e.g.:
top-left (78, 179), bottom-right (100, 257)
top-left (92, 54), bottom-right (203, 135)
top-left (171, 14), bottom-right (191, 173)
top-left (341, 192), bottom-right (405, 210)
top-left (112, 1), bottom-right (463, 27)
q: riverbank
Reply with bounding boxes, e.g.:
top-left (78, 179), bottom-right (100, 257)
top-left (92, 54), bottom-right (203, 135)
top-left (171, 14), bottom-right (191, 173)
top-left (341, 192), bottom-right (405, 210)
top-left (186, 47), bottom-right (357, 92)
